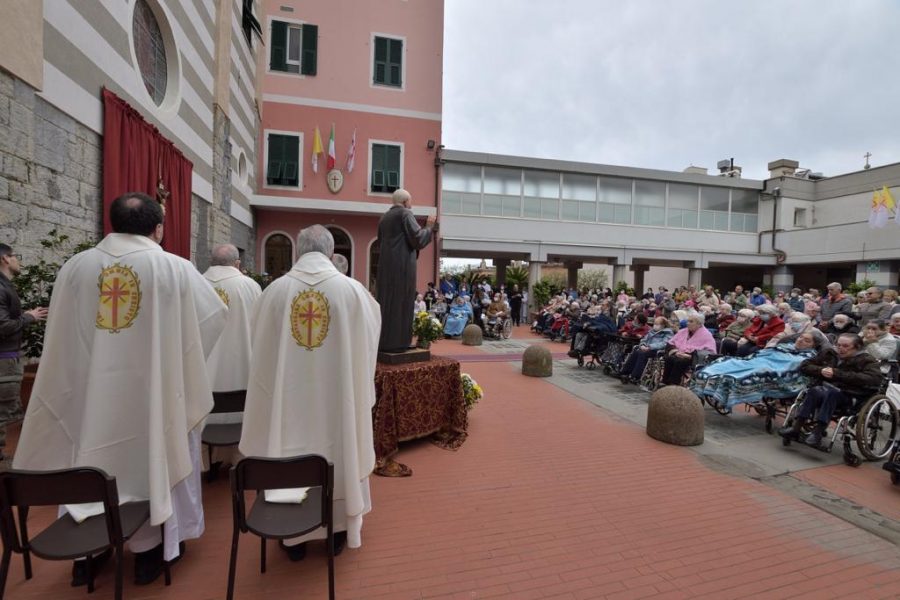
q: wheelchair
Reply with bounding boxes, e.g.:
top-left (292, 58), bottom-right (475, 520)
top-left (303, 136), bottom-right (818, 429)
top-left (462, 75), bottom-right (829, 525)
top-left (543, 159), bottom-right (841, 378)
top-left (599, 335), bottom-right (640, 376)
top-left (482, 312), bottom-right (512, 340)
top-left (780, 385), bottom-right (900, 466)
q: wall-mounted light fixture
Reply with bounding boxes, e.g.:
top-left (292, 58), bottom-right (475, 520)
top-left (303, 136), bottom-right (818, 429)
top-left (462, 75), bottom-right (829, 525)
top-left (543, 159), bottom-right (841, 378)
top-left (426, 139), bottom-right (436, 150)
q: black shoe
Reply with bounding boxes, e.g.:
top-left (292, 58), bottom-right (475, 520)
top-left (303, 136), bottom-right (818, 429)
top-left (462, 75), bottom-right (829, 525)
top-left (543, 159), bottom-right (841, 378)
top-left (805, 423), bottom-right (827, 448)
top-left (71, 549), bottom-right (113, 587)
top-left (777, 425), bottom-right (798, 439)
top-left (134, 544), bottom-right (164, 585)
top-left (332, 531), bottom-right (347, 557)
top-left (279, 540), bottom-right (307, 562)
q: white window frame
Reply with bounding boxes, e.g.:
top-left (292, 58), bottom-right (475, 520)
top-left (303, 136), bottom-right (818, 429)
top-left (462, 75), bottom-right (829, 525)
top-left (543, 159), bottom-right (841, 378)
top-left (267, 15), bottom-right (307, 78)
top-left (367, 139), bottom-right (404, 197)
top-left (263, 128), bottom-right (304, 191)
top-left (370, 32), bottom-right (407, 92)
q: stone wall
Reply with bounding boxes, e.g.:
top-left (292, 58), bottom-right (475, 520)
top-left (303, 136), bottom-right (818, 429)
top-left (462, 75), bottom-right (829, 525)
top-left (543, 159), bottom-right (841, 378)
top-left (0, 69), bottom-right (255, 272)
top-left (0, 70), bottom-right (102, 260)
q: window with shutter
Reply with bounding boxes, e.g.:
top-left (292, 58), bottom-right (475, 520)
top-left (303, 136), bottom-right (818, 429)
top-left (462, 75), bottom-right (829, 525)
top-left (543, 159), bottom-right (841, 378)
top-left (267, 133), bottom-right (300, 187)
top-left (270, 20), bottom-right (315, 75)
top-left (373, 36), bottom-right (402, 87)
top-left (370, 144), bottom-right (402, 193)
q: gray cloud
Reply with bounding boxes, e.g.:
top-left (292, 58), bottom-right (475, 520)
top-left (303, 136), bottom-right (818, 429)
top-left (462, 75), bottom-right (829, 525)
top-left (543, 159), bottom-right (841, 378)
top-left (442, 0), bottom-right (900, 179)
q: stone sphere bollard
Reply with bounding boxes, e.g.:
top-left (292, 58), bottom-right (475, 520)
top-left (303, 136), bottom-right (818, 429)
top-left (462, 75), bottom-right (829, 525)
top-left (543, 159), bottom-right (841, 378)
top-left (522, 345), bottom-right (552, 377)
top-left (462, 324), bottom-right (483, 346)
top-left (646, 386), bottom-right (704, 446)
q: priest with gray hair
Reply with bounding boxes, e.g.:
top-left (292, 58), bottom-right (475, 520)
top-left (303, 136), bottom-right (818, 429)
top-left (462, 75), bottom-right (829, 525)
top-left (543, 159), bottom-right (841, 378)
top-left (375, 188), bottom-right (437, 352)
top-left (240, 224), bottom-right (381, 558)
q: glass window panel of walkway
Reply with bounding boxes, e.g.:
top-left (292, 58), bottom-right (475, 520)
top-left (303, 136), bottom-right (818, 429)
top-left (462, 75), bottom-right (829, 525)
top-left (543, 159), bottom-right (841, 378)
top-left (441, 164), bottom-right (759, 233)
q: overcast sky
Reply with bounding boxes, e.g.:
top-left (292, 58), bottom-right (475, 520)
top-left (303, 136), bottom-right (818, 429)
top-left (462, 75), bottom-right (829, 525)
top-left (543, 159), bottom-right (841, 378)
top-left (442, 0), bottom-right (899, 180)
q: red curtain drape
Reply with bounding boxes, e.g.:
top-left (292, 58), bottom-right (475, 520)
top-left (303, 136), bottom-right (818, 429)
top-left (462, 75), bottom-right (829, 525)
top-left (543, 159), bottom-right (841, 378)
top-left (102, 88), bottom-right (193, 258)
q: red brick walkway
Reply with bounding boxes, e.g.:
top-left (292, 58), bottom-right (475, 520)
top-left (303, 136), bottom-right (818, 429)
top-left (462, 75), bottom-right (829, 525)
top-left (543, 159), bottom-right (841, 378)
top-left (6, 328), bottom-right (900, 599)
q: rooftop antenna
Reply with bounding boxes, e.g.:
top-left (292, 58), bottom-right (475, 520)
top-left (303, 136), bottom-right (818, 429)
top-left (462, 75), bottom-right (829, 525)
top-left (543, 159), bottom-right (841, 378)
top-left (864, 152), bottom-right (872, 170)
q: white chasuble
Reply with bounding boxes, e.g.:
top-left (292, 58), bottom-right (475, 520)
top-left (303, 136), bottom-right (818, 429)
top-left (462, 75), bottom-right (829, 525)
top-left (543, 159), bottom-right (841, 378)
top-left (240, 252), bottom-right (381, 548)
top-left (202, 265), bottom-right (262, 392)
top-left (14, 234), bottom-right (227, 546)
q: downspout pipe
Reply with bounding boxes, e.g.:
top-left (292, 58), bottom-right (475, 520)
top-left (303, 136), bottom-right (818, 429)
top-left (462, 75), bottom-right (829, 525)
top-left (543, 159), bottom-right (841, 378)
top-left (433, 145), bottom-right (444, 283)
top-left (757, 184), bottom-right (787, 263)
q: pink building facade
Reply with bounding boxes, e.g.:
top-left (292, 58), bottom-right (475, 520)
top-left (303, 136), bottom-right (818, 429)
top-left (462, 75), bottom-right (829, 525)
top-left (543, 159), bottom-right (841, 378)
top-left (254, 0), bottom-right (443, 291)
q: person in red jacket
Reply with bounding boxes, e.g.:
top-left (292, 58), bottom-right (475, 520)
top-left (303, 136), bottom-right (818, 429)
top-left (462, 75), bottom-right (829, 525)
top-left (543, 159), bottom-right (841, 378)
top-left (720, 304), bottom-right (784, 357)
top-left (619, 313), bottom-right (650, 340)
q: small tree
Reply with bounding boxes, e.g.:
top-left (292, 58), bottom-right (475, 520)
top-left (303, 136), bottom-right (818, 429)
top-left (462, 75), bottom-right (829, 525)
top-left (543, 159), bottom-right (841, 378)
top-left (504, 265), bottom-right (528, 289)
top-left (613, 280), bottom-right (635, 297)
top-left (578, 268), bottom-right (609, 292)
top-left (13, 229), bottom-right (95, 359)
top-left (847, 278), bottom-right (878, 296)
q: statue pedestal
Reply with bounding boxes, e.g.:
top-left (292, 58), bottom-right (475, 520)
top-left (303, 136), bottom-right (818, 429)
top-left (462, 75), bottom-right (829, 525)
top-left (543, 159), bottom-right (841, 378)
top-left (377, 348), bottom-right (431, 365)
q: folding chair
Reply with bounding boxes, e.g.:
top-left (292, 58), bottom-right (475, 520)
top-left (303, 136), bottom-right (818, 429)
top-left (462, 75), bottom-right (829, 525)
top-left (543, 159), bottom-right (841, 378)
top-left (227, 455), bottom-right (334, 600)
top-left (0, 467), bottom-right (169, 600)
top-left (202, 390), bottom-right (247, 482)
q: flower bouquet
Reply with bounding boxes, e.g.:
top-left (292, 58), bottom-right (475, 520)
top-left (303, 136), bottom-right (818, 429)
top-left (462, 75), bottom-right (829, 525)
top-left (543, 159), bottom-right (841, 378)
top-left (413, 311), bottom-right (443, 349)
top-left (461, 373), bottom-right (483, 410)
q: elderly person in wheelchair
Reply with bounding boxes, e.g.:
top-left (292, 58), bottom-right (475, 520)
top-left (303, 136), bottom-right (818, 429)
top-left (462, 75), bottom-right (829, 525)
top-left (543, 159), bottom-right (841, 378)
top-left (778, 333), bottom-right (882, 448)
top-left (443, 295), bottom-right (473, 337)
top-left (483, 292), bottom-right (512, 339)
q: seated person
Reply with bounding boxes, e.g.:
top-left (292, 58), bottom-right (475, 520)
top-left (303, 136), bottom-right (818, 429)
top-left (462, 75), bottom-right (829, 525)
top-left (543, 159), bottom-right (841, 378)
top-left (861, 319), bottom-right (899, 361)
top-left (716, 303), bottom-right (735, 332)
top-left (765, 312), bottom-right (823, 348)
top-left (778, 333), bottom-right (882, 447)
top-left (891, 313), bottom-right (900, 336)
top-left (619, 313), bottom-right (650, 340)
top-left (700, 305), bottom-right (719, 331)
top-left (821, 313), bottom-right (859, 341)
top-left (722, 309), bottom-right (755, 343)
top-left (414, 293), bottom-right (427, 314)
top-left (661, 314), bottom-right (717, 386)
top-left (486, 293), bottom-right (508, 324)
top-left (619, 317), bottom-right (675, 384)
top-left (691, 331), bottom-right (822, 411)
top-left (720, 304), bottom-right (784, 357)
top-left (443, 295), bottom-right (473, 337)
top-left (430, 294), bottom-right (448, 322)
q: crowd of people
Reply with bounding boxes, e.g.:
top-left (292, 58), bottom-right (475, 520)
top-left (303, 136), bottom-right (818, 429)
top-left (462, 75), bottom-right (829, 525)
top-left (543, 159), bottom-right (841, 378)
top-left (531, 281), bottom-right (900, 446)
top-left (420, 275), bottom-right (528, 336)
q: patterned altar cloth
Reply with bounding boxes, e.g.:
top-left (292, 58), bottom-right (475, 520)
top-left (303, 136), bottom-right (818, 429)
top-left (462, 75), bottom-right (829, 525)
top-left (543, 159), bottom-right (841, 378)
top-left (373, 356), bottom-right (468, 476)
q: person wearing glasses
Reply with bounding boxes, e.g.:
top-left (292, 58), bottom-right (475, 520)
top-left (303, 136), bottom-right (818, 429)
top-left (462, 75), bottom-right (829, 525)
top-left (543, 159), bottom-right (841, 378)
top-left (0, 244), bottom-right (48, 468)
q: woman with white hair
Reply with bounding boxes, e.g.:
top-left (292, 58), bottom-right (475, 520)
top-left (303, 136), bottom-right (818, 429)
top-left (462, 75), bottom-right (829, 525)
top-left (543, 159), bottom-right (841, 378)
top-left (443, 295), bottom-right (473, 337)
top-left (765, 311), bottom-right (829, 349)
top-left (721, 304), bottom-right (784, 357)
top-left (661, 313), bottom-right (716, 385)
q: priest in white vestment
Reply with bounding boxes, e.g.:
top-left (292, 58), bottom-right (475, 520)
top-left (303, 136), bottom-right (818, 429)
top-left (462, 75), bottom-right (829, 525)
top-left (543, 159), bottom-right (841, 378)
top-left (240, 225), bottom-right (380, 558)
top-left (13, 193), bottom-right (226, 584)
top-left (202, 244), bottom-right (262, 469)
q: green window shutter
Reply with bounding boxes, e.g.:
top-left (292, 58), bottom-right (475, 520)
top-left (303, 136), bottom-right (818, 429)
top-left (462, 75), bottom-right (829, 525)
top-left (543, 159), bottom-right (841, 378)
top-left (387, 145), bottom-right (400, 190)
top-left (389, 39), bottom-right (402, 86)
top-left (371, 144), bottom-right (385, 191)
top-left (283, 135), bottom-right (299, 186)
top-left (301, 24), bottom-right (317, 75)
top-left (270, 21), bottom-right (288, 71)
top-left (267, 134), bottom-right (282, 184)
top-left (374, 37), bottom-right (387, 83)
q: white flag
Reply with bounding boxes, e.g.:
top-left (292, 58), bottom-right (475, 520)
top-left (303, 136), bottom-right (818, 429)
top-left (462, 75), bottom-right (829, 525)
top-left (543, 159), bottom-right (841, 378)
top-left (346, 128), bottom-right (357, 173)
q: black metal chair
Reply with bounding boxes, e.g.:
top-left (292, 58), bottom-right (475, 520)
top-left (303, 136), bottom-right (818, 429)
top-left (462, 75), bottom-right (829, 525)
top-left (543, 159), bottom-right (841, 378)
top-left (227, 455), bottom-right (334, 600)
top-left (202, 390), bottom-right (247, 482)
top-left (0, 467), bottom-right (169, 600)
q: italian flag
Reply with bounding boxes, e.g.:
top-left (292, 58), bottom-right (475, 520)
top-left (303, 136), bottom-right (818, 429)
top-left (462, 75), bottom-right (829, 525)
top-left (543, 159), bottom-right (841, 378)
top-left (327, 124), bottom-right (336, 171)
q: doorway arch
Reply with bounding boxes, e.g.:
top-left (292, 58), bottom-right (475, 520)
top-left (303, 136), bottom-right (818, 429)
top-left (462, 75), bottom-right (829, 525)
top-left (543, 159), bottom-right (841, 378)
top-left (263, 232), bottom-right (293, 278)
top-left (326, 225), bottom-right (353, 278)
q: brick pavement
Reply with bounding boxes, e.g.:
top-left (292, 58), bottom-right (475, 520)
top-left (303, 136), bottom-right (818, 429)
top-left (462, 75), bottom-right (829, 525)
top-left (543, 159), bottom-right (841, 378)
top-left (5, 325), bottom-right (900, 599)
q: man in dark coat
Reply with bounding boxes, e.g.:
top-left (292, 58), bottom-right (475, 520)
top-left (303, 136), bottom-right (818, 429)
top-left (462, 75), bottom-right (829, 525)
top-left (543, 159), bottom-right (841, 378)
top-left (376, 189), bottom-right (437, 352)
top-left (778, 333), bottom-right (882, 447)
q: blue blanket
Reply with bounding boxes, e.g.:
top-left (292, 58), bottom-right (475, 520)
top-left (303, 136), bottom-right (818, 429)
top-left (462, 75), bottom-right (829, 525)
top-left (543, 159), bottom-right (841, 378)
top-left (444, 304), bottom-right (472, 336)
top-left (690, 344), bottom-right (815, 410)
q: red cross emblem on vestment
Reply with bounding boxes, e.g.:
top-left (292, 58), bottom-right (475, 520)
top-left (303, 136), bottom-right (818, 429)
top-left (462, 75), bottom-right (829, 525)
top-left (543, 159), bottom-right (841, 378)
top-left (96, 264), bottom-right (142, 333)
top-left (290, 289), bottom-right (330, 350)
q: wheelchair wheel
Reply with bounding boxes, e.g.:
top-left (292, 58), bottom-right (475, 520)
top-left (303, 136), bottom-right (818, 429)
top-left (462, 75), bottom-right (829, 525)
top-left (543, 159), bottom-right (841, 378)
top-left (855, 395), bottom-right (899, 461)
top-left (501, 319), bottom-right (513, 339)
top-left (892, 471), bottom-right (900, 486)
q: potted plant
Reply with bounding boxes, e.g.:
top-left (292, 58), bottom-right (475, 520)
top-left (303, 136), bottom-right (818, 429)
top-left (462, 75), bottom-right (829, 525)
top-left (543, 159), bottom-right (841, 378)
top-left (412, 311), bottom-right (443, 350)
top-left (13, 230), bottom-right (94, 409)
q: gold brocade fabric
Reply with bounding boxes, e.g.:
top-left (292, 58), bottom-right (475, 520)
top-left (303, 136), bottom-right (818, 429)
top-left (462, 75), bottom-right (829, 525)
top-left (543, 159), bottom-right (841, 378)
top-left (373, 357), bottom-right (468, 476)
